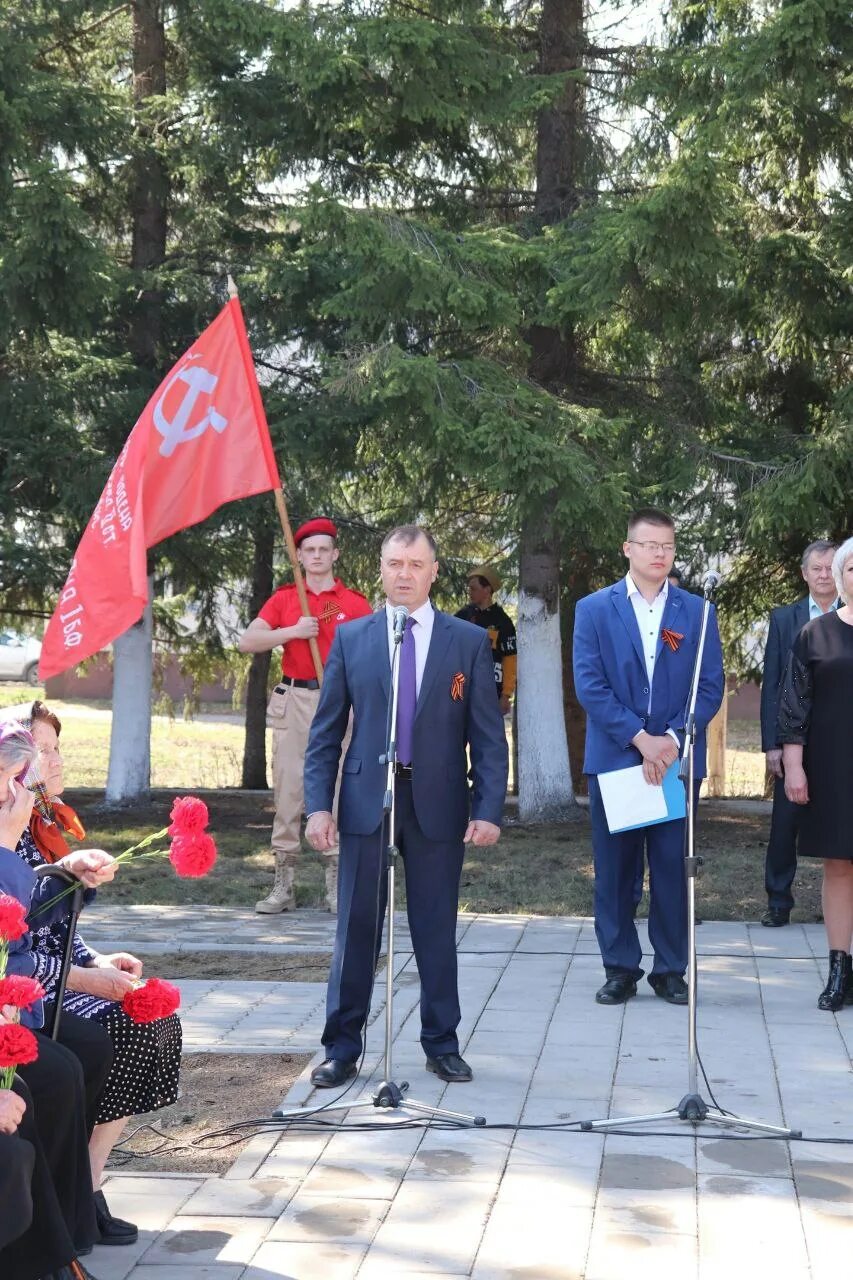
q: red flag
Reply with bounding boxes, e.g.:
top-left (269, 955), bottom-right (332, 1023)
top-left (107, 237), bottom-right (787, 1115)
top-left (40, 298), bottom-right (282, 680)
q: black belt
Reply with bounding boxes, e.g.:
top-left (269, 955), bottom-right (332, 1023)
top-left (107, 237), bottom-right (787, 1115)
top-left (276, 676), bottom-right (320, 692)
top-left (394, 764), bottom-right (413, 778)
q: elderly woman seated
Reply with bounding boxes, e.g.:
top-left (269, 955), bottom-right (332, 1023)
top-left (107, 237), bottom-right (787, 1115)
top-left (11, 701), bottom-right (183, 1249)
top-left (0, 719), bottom-right (119, 1280)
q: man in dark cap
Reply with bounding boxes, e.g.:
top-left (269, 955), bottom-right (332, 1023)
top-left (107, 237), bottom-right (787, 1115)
top-left (239, 518), bottom-right (372, 913)
top-left (455, 566), bottom-right (517, 714)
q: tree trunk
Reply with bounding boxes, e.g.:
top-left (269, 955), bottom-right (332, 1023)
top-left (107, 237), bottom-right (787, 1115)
top-left (129, 0), bottom-right (168, 366)
top-left (105, 0), bottom-right (168, 801)
top-left (105, 587), bottom-right (153, 803)
top-left (518, 520), bottom-right (575, 820)
top-left (561, 584), bottom-right (590, 798)
top-left (516, 0), bottom-right (584, 822)
top-left (241, 523), bottom-right (275, 789)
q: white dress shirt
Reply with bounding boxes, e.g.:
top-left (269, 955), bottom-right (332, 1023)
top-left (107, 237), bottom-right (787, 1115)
top-left (808, 595), bottom-right (839, 620)
top-left (626, 573), bottom-right (669, 702)
top-left (385, 599), bottom-right (434, 696)
top-left (625, 574), bottom-right (680, 748)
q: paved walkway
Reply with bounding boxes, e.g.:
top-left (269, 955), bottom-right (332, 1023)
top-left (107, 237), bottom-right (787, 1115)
top-left (81, 907), bottom-right (853, 1280)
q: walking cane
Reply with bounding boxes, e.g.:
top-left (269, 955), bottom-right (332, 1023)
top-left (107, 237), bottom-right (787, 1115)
top-left (33, 864), bottom-right (86, 1040)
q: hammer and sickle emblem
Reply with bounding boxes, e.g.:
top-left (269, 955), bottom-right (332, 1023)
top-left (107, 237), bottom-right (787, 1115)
top-left (153, 365), bottom-right (228, 458)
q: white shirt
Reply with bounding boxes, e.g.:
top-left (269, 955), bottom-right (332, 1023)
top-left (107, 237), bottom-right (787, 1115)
top-left (808, 595), bottom-right (839, 620)
top-left (385, 599), bottom-right (434, 696)
top-left (626, 573), bottom-right (669, 704)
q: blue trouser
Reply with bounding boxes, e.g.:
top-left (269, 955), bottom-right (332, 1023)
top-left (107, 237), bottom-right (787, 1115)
top-left (589, 775), bottom-right (700, 978)
top-left (322, 779), bottom-right (465, 1062)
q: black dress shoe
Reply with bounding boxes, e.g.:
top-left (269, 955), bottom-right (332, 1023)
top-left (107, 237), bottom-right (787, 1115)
top-left (649, 973), bottom-right (688, 1004)
top-left (93, 1189), bottom-right (137, 1245)
top-left (425, 1052), bottom-right (473, 1083)
top-left (310, 1058), bottom-right (357, 1088)
top-left (761, 907), bottom-right (791, 927)
top-left (595, 975), bottom-right (637, 1005)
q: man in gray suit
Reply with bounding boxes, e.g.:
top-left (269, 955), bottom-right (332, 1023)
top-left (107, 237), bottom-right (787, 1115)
top-left (760, 540), bottom-right (838, 926)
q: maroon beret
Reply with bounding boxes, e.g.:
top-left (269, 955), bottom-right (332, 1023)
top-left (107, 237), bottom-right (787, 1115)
top-left (294, 517), bottom-right (338, 546)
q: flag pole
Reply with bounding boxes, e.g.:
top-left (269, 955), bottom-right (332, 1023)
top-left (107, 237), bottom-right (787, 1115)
top-left (227, 276), bottom-right (323, 686)
top-left (272, 487), bottom-right (324, 685)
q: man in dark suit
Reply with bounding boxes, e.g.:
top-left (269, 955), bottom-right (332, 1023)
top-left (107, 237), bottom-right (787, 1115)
top-left (304, 525), bottom-right (508, 1086)
top-left (573, 509), bottom-right (725, 1006)
top-left (760, 539), bottom-right (838, 926)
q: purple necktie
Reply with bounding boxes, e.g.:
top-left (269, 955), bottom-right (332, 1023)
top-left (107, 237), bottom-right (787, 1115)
top-left (396, 617), bottom-right (416, 766)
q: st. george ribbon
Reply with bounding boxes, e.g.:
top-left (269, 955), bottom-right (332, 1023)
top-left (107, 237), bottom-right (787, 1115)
top-left (701, 570), bottom-right (722, 598)
top-left (392, 604), bottom-right (410, 642)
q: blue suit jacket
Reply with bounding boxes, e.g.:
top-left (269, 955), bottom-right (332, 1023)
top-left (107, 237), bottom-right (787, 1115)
top-left (304, 608), bottom-right (509, 842)
top-left (573, 581), bottom-right (725, 777)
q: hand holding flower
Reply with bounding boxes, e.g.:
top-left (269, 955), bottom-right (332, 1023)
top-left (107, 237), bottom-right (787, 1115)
top-left (59, 849), bottom-right (118, 888)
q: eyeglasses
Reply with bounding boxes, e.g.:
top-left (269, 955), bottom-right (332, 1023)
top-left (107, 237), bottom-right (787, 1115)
top-left (629, 540), bottom-right (676, 554)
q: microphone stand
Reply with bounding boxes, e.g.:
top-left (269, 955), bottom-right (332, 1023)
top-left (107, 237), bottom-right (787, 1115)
top-left (580, 582), bottom-right (799, 1139)
top-left (274, 610), bottom-right (485, 1127)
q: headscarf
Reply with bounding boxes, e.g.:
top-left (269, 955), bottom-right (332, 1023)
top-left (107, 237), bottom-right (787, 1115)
top-left (0, 704), bottom-right (86, 862)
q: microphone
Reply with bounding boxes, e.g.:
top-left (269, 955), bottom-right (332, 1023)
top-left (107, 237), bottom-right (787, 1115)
top-left (702, 570), bottom-right (722, 598)
top-left (392, 605), bottom-right (410, 642)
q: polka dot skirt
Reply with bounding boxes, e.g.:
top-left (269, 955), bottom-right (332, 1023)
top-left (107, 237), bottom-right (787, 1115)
top-left (93, 1005), bottom-right (182, 1125)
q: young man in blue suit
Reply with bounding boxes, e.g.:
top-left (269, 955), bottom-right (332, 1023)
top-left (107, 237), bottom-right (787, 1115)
top-left (573, 509), bottom-right (725, 1006)
top-left (304, 525), bottom-right (509, 1087)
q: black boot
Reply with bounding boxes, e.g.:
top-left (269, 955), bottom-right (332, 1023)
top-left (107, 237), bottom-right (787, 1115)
top-left (843, 953), bottom-right (853, 1005)
top-left (818, 950), bottom-right (848, 1012)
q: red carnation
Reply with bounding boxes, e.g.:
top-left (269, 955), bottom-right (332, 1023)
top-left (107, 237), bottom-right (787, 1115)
top-left (167, 795), bottom-right (210, 837)
top-left (0, 975), bottom-right (44, 1009)
top-left (0, 1022), bottom-right (39, 1068)
top-left (122, 977), bottom-right (181, 1024)
top-left (0, 895), bottom-right (28, 943)
top-left (168, 831), bottom-right (217, 879)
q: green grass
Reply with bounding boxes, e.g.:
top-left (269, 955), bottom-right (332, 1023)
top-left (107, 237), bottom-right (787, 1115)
top-left (8, 686), bottom-right (781, 921)
top-left (67, 789), bottom-right (817, 924)
top-left (2, 683), bottom-right (767, 797)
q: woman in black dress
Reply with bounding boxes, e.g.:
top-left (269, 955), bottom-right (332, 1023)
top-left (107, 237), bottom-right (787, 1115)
top-left (778, 537), bottom-right (853, 1010)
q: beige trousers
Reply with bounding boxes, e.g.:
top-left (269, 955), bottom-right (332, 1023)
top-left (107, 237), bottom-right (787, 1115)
top-left (267, 682), bottom-right (349, 866)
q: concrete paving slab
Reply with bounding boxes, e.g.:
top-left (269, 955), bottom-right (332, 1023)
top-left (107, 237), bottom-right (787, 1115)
top-left (179, 1178), bottom-right (298, 1218)
top-left (266, 1192), bottom-right (389, 1244)
top-left (242, 1240), bottom-right (367, 1279)
top-left (139, 1216), bottom-right (275, 1267)
top-left (100, 907), bottom-right (853, 1278)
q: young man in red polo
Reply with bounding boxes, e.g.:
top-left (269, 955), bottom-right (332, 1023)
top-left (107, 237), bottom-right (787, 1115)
top-left (239, 518), bottom-right (372, 912)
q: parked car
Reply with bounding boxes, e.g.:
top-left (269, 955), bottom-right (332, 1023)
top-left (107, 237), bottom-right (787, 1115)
top-left (0, 631), bottom-right (42, 685)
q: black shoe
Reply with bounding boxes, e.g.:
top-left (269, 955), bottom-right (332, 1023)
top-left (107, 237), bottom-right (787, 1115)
top-left (761, 907), bottom-right (791, 927)
top-left (310, 1058), bottom-right (357, 1088)
top-left (649, 973), bottom-right (688, 1004)
top-left (595, 975), bottom-right (637, 1005)
top-left (93, 1189), bottom-right (137, 1246)
top-left (818, 950), bottom-right (849, 1012)
top-left (425, 1052), bottom-right (473, 1083)
top-left (844, 954), bottom-right (853, 1006)
top-left (53, 1263), bottom-right (99, 1280)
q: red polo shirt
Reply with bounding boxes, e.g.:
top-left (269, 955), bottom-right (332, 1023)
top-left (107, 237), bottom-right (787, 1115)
top-left (258, 579), bottom-right (372, 680)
